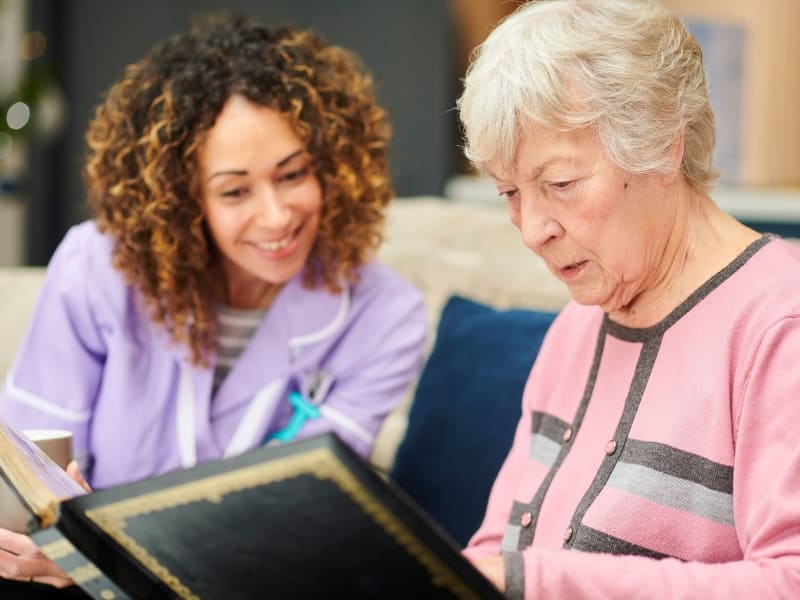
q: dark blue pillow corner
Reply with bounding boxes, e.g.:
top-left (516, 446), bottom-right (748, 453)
top-left (390, 295), bottom-right (557, 547)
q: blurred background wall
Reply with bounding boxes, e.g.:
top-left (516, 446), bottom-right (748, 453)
top-left (664, 0), bottom-right (800, 189)
top-left (1, 0), bottom-right (799, 266)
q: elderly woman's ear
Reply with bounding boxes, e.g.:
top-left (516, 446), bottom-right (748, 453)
top-left (661, 130), bottom-right (686, 186)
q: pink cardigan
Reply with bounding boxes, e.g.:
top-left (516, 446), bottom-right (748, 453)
top-left (465, 236), bottom-right (800, 599)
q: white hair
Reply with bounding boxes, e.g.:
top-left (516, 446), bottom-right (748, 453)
top-left (457, 0), bottom-right (717, 192)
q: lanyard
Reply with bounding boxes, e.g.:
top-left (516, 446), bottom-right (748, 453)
top-left (265, 391), bottom-right (320, 443)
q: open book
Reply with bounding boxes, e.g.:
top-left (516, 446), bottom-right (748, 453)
top-left (0, 422), bottom-right (503, 599)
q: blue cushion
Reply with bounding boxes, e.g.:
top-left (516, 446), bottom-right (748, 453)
top-left (390, 295), bottom-right (557, 547)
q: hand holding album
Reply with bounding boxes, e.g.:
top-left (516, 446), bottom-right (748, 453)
top-left (0, 526), bottom-right (74, 588)
top-left (65, 461), bottom-right (91, 493)
top-left (0, 425), bottom-right (88, 588)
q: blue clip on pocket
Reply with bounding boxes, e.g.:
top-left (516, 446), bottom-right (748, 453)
top-left (266, 391), bottom-right (320, 443)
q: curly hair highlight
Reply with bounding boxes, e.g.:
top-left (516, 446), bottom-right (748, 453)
top-left (84, 13), bottom-right (393, 365)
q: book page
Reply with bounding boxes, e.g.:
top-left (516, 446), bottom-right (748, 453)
top-left (0, 421), bottom-right (86, 529)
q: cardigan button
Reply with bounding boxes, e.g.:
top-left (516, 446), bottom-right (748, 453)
top-left (563, 526), bottom-right (573, 543)
top-left (520, 512), bottom-right (533, 528)
top-left (562, 427), bottom-right (573, 443)
top-left (605, 439), bottom-right (618, 456)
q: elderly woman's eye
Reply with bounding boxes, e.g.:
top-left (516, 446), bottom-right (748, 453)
top-left (504, 192), bottom-right (521, 213)
top-left (552, 180), bottom-right (574, 190)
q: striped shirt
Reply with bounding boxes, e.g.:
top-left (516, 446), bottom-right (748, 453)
top-left (213, 305), bottom-right (265, 395)
top-left (465, 236), bottom-right (800, 599)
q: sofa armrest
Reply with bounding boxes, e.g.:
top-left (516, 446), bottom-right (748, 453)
top-left (0, 267), bottom-right (45, 379)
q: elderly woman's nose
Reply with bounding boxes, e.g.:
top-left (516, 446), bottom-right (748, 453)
top-left (519, 197), bottom-right (560, 250)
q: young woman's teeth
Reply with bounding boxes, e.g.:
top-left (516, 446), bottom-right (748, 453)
top-left (257, 236), bottom-right (292, 251)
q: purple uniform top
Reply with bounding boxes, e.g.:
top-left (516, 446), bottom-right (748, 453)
top-left (1, 221), bottom-right (427, 488)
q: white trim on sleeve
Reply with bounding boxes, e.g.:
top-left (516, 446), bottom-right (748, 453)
top-left (176, 365), bottom-right (197, 469)
top-left (223, 379), bottom-right (284, 458)
top-left (288, 285), bottom-right (350, 359)
top-left (319, 405), bottom-right (373, 447)
top-left (4, 373), bottom-right (92, 422)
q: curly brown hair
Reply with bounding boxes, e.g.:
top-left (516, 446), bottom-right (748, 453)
top-left (84, 12), bottom-right (393, 366)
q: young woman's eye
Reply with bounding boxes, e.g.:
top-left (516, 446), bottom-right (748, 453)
top-left (280, 166), bottom-right (310, 183)
top-left (221, 188), bottom-right (246, 198)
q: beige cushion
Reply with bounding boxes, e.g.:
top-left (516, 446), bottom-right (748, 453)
top-left (0, 267), bottom-right (45, 380)
top-left (379, 197), bottom-right (569, 321)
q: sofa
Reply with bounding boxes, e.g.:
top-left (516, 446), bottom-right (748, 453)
top-left (0, 197), bottom-right (571, 546)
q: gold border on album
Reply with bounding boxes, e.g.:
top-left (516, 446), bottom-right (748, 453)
top-left (85, 447), bottom-right (479, 600)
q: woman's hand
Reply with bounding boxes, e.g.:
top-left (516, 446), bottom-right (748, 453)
top-left (0, 460), bottom-right (91, 587)
top-left (472, 555), bottom-right (506, 592)
top-left (0, 528), bottom-right (74, 587)
top-left (66, 460), bottom-right (91, 492)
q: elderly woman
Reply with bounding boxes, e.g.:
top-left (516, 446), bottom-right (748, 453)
top-left (457, 0), bottom-right (800, 598)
